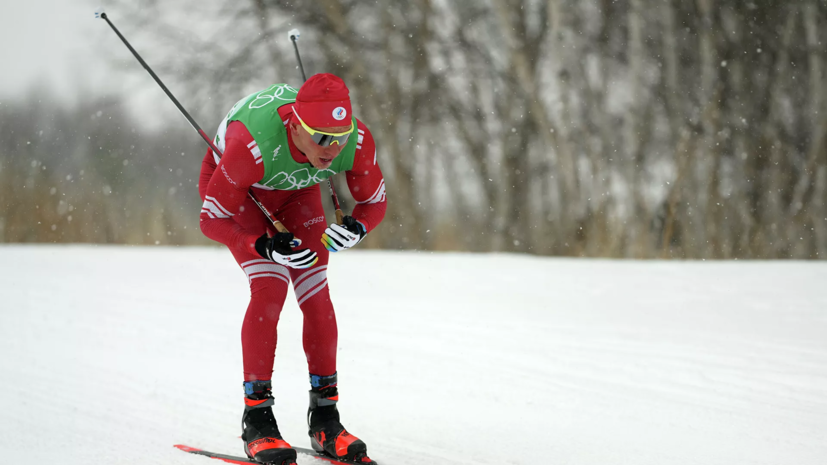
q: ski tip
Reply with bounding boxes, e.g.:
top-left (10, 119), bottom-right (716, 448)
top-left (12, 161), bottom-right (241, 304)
top-left (94, 7), bottom-right (106, 18)
top-left (174, 444), bottom-right (201, 453)
top-left (288, 28), bottom-right (300, 41)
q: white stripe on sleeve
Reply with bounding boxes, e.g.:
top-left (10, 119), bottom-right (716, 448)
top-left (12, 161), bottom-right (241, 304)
top-left (356, 180), bottom-right (386, 205)
top-left (202, 196), bottom-right (234, 219)
top-left (247, 141), bottom-right (263, 164)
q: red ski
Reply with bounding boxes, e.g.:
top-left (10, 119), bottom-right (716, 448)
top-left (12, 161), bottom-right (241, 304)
top-left (174, 444), bottom-right (378, 465)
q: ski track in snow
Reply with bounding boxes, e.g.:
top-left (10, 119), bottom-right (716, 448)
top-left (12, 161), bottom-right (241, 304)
top-left (0, 245), bottom-right (826, 465)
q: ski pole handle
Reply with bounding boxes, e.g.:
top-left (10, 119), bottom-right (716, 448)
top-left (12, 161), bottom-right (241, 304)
top-left (288, 29), bottom-right (308, 82)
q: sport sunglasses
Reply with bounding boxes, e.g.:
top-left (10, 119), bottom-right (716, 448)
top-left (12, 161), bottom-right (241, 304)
top-left (292, 106), bottom-right (355, 147)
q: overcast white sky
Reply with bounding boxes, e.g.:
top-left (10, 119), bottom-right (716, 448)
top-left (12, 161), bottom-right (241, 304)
top-left (1, 1), bottom-right (303, 133)
top-left (1, 1), bottom-right (121, 103)
top-left (0, 1), bottom-right (198, 129)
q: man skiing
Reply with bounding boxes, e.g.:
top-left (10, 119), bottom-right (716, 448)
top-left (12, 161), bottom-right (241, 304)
top-left (198, 73), bottom-right (386, 465)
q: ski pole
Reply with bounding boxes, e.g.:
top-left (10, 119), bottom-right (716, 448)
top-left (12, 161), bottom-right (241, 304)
top-left (96, 8), bottom-right (291, 235)
top-left (289, 29), bottom-right (345, 226)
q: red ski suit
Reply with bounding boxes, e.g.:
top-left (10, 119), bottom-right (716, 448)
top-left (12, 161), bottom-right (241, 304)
top-left (198, 104), bottom-right (386, 381)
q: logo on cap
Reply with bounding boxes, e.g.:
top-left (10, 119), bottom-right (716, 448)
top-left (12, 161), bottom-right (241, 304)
top-left (332, 107), bottom-right (347, 121)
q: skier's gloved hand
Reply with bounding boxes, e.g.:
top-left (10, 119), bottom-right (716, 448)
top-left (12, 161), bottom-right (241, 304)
top-left (255, 232), bottom-right (318, 269)
top-left (321, 215), bottom-right (366, 252)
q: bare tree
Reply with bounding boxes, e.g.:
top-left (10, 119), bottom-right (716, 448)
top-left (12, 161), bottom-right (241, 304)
top-left (9, 0), bottom-right (825, 259)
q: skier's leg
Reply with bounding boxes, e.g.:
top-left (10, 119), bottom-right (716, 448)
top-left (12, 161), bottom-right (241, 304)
top-left (239, 265), bottom-right (290, 381)
top-left (277, 184), bottom-right (337, 375)
top-left (228, 195), bottom-right (296, 464)
top-left (278, 186), bottom-right (373, 464)
top-left (291, 262), bottom-right (337, 375)
top-left (227, 194), bottom-right (293, 382)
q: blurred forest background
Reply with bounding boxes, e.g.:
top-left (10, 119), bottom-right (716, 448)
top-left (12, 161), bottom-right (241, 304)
top-left (2, 0), bottom-right (826, 259)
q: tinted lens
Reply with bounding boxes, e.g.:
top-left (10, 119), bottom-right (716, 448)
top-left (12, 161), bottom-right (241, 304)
top-left (315, 133), bottom-right (333, 146)
top-left (311, 132), bottom-right (350, 147)
top-left (333, 133), bottom-right (350, 146)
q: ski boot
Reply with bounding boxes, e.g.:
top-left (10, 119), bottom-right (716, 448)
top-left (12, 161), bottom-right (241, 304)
top-left (307, 373), bottom-right (375, 464)
top-left (241, 380), bottom-right (298, 465)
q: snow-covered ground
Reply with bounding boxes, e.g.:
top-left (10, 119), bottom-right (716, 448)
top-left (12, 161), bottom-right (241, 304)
top-left (0, 245), bottom-right (825, 465)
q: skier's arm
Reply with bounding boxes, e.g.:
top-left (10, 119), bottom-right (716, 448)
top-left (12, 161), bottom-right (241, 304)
top-left (198, 149), bottom-right (217, 202)
top-left (345, 122), bottom-right (387, 233)
top-left (198, 121), bottom-right (264, 254)
top-left (322, 122), bottom-right (386, 252)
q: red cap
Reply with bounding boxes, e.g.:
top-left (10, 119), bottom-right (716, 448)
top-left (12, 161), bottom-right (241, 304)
top-left (294, 73), bottom-right (352, 129)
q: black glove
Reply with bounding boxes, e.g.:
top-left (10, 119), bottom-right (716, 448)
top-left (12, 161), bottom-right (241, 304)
top-left (321, 215), bottom-right (367, 252)
top-left (254, 232), bottom-right (317, 269)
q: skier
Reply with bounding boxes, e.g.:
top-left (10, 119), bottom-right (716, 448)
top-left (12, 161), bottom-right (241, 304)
top-left (198, 73), bottom-right (386, 465)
